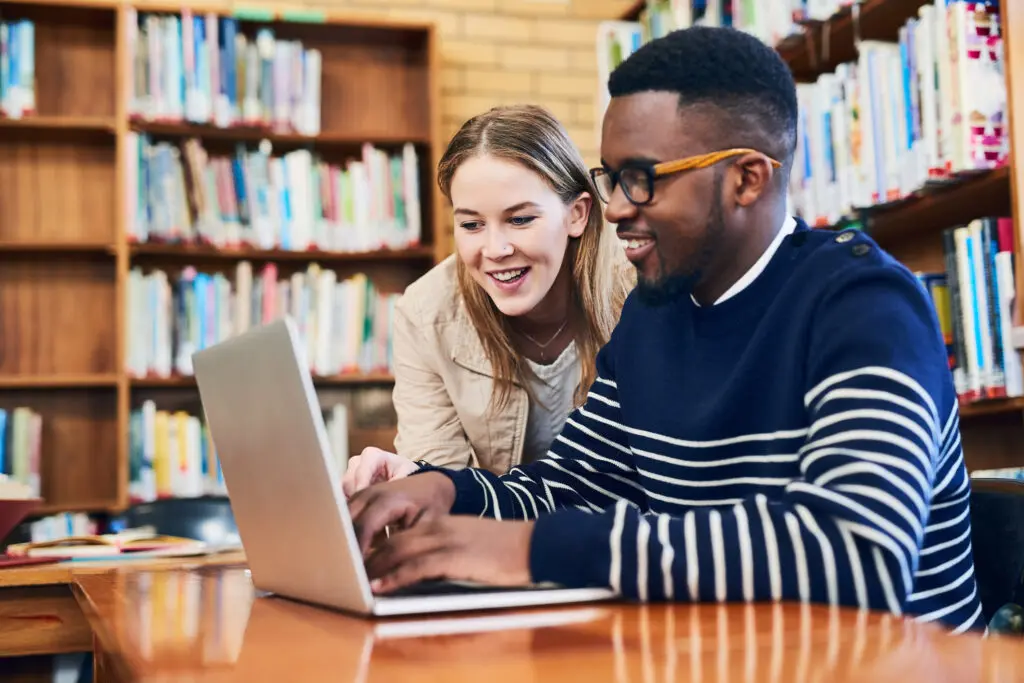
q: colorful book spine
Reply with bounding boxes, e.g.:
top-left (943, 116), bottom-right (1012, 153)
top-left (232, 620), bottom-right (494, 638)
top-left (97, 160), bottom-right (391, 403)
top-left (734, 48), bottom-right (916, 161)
top-left (125, 262), bottom-right (398, 379)
top-left (128, 400), bottom-right (349, 503)
top-left (126, 9), bottom-right (321, 134)
top-left (919, 216), bottom-right (1022, 405)
top-left (0, 19), bottom-right (36, 119)
top-left (0, 407), bottom-right (42, 498)
top-left (125, 134), bottom-right (422, 253)
top-left (787, 0), bottom-right (1008, 226)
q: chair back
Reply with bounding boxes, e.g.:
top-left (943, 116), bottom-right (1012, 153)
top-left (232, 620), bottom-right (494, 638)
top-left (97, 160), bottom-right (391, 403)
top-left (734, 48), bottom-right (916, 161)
top-left (116, 496), bottom-right (239, 546)
top-left (968, 479), bottom-right (1024, 623)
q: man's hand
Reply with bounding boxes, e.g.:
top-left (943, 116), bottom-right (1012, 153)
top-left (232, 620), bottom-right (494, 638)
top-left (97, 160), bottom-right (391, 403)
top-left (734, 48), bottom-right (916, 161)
top-left (348, 472), bottom-right (457, 555)
top-left (342, 447), bottom-right (421, 498)
top-left (365, 516), bottom-right (534, 593)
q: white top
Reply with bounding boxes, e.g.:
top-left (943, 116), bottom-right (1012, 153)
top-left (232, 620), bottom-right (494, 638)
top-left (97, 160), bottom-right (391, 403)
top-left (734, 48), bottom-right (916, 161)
top-left (522, 341), bottom-right (580, 464)
top-left (693, 214), bottom-right (798, 307)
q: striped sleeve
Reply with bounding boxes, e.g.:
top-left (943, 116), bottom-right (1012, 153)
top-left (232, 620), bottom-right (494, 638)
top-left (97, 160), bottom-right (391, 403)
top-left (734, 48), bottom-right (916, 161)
top-left (524, 266), bottom-right (948, 612)
top-left (433, 344), bottom-right (647, 523)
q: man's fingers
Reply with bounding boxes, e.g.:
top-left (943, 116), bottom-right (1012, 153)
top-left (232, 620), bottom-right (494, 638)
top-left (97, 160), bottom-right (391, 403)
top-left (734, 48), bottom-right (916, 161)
top-left (370, 551), bottom-right (447, 594)
top-left (352, 496), bottom-right (419, 556)
top-left (346, 486), bottom-right (373, 521)
top-left (364, 523), bottom-right (446, 581)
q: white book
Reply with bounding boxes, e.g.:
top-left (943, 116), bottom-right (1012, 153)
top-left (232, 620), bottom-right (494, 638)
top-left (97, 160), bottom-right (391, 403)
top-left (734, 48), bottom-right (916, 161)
top-left (995, 252), bottom-right (1023, 397)
top-left (302, 49), bottom-right (321, 136)
top-left (315, 269), bottom-right (336, 376)
top-left (916, 6), bottom-right (940, 178)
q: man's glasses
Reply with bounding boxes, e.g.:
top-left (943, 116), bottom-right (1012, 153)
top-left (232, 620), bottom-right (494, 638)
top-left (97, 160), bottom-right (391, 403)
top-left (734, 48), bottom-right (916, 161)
top-left (589, 148), bottom-right (782, 206)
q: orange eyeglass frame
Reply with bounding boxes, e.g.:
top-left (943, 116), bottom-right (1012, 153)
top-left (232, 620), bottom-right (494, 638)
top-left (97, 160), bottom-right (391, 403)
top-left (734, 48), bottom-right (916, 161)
top-left (652, 147), bottom-right (781, 175)
top-left (591, 147), bottom-right (782, 205)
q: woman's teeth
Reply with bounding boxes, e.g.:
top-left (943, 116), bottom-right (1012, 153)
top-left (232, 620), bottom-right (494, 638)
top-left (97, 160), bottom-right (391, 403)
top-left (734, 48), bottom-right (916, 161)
top-left (492, 268), bottom-right (527, 282)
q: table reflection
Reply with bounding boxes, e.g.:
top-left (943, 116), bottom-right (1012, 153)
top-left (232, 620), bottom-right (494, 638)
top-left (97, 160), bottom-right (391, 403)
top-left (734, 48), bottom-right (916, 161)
top-left (79, 566), bottom-right (1022, 683)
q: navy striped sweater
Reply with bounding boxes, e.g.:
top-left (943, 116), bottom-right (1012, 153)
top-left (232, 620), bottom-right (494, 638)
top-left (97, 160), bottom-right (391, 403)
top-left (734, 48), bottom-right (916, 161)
top-left (430, 221), bottom-right (984, 633)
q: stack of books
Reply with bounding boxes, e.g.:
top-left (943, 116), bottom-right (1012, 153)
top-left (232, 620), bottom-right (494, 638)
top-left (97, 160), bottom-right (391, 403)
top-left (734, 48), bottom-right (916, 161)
top-left (125, 136), bottom-right (423, 253)
top-left (126, 262), bottom-right (398, 379)
top-left (789, 0), bottom-right (1008, 226)
top-left (126, 9), bottom-right (321, 133)
top-left (128, 401), bottom-right (348, 503)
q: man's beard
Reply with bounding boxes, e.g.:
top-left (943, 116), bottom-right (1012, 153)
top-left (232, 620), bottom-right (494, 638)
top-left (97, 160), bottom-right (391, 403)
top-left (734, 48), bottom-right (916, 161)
top-left (635, 173), bottom-right (726, 307)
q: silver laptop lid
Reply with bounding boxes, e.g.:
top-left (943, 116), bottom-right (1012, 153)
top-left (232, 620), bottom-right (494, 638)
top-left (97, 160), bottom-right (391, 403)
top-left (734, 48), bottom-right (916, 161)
top-left (191, 317), bottom-right (374, 613)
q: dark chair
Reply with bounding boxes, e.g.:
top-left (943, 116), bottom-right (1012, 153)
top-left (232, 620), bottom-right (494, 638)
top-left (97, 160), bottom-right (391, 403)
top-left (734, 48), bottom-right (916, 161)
top-left (968, 479), bottom-right (1024, 623)
top-left (113, 496), bottom-right (239, 546)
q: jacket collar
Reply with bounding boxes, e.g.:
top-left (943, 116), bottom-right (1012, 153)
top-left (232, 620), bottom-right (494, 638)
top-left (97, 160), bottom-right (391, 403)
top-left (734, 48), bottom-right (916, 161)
top-left (450, 293), bottom-right (497, 379)
top-left (449, 295), bottom-right (530, 388)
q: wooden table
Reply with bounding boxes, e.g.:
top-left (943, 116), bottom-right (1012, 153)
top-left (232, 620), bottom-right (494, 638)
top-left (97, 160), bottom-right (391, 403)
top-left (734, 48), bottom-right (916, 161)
top-left (5, 561), bottom-right (1021, 682)
top-left (0, 551), bottom-right (246, 678)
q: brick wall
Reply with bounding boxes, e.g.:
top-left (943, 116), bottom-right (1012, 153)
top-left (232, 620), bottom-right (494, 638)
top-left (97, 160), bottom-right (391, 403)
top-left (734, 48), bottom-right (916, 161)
top-left (311, 0), bottom-right (636, 166)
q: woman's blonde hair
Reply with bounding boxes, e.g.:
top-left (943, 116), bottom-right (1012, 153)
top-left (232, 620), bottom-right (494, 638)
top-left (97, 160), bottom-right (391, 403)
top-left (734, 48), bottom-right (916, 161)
top-left (437, 104), bottom-right (628, 411)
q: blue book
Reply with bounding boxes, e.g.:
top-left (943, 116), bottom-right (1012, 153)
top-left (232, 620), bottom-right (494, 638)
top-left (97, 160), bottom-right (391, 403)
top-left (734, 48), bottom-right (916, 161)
top-left (0, 408), bottom-right (7, 475)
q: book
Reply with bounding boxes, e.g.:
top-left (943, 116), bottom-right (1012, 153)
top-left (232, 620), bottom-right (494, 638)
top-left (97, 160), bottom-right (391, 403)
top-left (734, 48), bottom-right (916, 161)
top-left (5, 527), bottom-right (207, 558)
top-left (0, 18), bottom-right (36, 119)
top-left (0, 407), bottom-right (42, 499)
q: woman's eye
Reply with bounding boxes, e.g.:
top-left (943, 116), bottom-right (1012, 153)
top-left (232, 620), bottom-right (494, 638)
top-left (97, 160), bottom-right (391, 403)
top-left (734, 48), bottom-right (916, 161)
top-left (459, 221), bottom-right (481, 230)
top-left (509, 215), bottom-right (536, 226)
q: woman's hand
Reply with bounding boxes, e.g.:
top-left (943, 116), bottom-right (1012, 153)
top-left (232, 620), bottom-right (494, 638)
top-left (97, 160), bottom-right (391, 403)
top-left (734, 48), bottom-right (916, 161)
top-left (342, 447), bottom-right (421, 498)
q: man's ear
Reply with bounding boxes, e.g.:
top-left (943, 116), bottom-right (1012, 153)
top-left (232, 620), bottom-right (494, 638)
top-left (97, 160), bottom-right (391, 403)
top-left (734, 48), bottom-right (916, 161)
top-left (732, 153), bottom-right (776, 207)
top-left (568, 192), bottom-right (592, 238)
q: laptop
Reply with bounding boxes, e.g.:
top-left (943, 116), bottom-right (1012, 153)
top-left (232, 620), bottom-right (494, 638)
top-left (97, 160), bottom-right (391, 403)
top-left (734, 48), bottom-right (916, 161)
top-left (191, 317), bottom-right (616, 617)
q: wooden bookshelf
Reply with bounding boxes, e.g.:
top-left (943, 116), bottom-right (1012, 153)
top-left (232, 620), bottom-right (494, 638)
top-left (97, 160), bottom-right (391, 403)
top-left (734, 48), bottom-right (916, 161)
top-left (611, 2), bottom-right (1024, 472)
top-left (0, 0), bottom-right (443, 514)
top-left (130, 373), bottom-right (396, 388)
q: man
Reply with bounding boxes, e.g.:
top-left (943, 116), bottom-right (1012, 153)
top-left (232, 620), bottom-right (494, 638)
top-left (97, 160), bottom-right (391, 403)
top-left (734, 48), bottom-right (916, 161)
top-left (349, 26), bottom-right (983, 633)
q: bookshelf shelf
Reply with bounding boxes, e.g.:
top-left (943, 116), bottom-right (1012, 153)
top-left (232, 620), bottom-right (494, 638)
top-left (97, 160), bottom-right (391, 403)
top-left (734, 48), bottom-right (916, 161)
top-left (0, 375), bottom-right (119, 389)
top-left (0, 115), bottom-right (115, 133)
top-left (0, 242), bottom-right (114, 255)
top-left (128, 243), bottom-right (435, 264)
top-left (35, 499), bottom-right (118, 515)
top-left (959, 397), bottom-right (1024, 419)
top-left (969, 478), bottom-right (1024, 494)
top-left (129, 121), bottom-right (432, 147)
top-left (131, 373), bottom-right (395, 388)
top-left (860, 166), bottom-right (1012, 257)
top-left (0, 1), bottom-right (443, 518)
top-left (5, 0), bottom-right (116, 8)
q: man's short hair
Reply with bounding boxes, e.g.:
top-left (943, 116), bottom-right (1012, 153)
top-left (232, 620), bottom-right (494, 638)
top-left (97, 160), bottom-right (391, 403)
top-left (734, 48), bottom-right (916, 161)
top-left (608, 26), bottom-right (798, 173)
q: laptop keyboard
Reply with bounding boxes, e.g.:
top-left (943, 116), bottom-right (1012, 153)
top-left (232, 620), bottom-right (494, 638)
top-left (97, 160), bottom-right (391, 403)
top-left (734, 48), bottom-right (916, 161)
top-left (385, 579), bottom-right (558, 597)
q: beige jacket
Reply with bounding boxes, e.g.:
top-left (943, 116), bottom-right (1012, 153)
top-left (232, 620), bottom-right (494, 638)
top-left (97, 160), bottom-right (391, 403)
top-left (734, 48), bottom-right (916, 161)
top-left (391, 254), bottom-right (633, 475)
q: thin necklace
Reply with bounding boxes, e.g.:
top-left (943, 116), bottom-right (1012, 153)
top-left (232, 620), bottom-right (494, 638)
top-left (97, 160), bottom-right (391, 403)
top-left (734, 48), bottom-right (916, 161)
top-left (514, 319), bottom-right (568, 361)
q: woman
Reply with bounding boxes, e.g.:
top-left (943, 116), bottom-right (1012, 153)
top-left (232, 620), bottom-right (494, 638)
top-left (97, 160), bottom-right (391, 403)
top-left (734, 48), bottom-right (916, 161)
top-left (342, 104), bottom-right (633, 495)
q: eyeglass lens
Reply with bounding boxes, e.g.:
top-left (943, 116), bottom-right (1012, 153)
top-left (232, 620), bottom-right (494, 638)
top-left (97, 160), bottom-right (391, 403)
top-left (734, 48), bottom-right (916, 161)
top-left (592, 168), bottom-right (652, 205)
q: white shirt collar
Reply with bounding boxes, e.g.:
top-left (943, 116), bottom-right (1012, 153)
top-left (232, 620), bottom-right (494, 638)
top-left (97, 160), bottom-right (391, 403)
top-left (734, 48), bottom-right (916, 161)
top-left (692, 214), bottom-right (797, 307)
